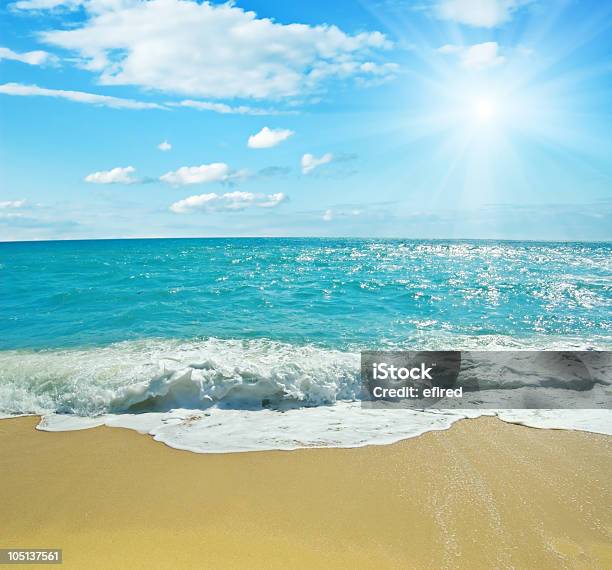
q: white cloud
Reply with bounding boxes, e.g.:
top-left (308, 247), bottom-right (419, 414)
top-left (0, 212), bottom-right (27, 222)
top-left (435, 0), bottom-right (531, 28)
top-left (0, 46), bottom-right (56, 66)
top-left (248, 127), bottom-right (294, 149)
top-left (258, 193), bottom-right (287, 208)
top-left (157, 140), bottom-right (172, 151)
top-left (301, 153), bottom-right (333, 174)
top-left (0, 83), bottom-right (286, 114)
top-left (37, 0), bottom-right (394, 100)
top-left (170, 191), bottom-right (287, 214)
top-left (0, 83), bottom-right (164, 109)
top-left (172, 100), bottom-right (287, 116)
top-left (321, 207), bottom-right (365, 222)
top-left (85, 166), bottom-right (138, 184)
top-left (437, 42), bottom-right (505, 71)
top-left (160, 163), bottom-right (231, 186)
top-left (0, 199), bottom-right (29, 209)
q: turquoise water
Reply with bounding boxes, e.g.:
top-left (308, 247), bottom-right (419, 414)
top-left (2, 238), bottom-right (611, 351)
top-left (1, 238), bottom-right (611, 447)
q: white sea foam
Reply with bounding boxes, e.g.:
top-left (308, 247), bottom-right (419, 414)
top-left (34, 405), bottom-right (611, 453)
top-left (1, 337), bottom-right (610, 453)
top-left (0, 338), bottom-right (361, 416)
top-left (36, 404), bottom-right (472, 452)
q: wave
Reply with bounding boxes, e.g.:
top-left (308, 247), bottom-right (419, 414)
top-left (1, 337), bottom-right (610, 453)
top-left (0, 338), bottom-right (360, 416)
top-left (1, 337), bottom-right (610, 417)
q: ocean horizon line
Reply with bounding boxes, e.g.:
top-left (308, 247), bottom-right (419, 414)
top-left (2, 235), bottom-right (611, 245)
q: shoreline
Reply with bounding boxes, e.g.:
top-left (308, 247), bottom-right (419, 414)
top-left (1, 416), bottom-right (611, 569)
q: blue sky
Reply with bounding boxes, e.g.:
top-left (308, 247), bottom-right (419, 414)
top-left (1, 0), bottom-right (611, 241)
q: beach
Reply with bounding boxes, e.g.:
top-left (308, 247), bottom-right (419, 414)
top-left (2, 0), bottom-right (611, 566)
top-left (1, 416), bottom-right (610, 569)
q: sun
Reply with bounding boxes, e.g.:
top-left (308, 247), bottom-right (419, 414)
top-left (472, 97), bottom-right (496, 122)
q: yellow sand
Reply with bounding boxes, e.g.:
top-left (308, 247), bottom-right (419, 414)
top-left (1, 416), bottom-right (610, 569)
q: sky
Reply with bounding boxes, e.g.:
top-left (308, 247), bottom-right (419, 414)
top-left (0, 0), bottom-right (611, 241)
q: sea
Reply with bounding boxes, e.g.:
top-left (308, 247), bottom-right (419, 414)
top-left (1, 238), bottom-right (610, 452)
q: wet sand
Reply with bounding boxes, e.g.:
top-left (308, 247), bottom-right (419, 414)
top-left (1, 416), bottom-right (610, 569)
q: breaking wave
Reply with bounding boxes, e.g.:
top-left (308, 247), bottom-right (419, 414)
top-left (0, 338), bottom-right (361, 416)
top-left (1, 336), bottom-right (610, 416)
top-left (1, 337), bottom-right (610, 453)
